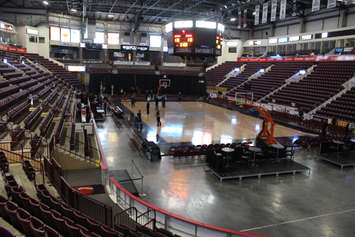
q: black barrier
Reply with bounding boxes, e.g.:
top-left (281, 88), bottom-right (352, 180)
top-left (43, 157), bottom-right (113, 226)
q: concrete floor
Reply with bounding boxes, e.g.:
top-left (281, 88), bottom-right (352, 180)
top-left (97, 116), bottom-right (355, 237)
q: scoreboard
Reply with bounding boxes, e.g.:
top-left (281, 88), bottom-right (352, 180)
top-left (166, 20), bottom-right (224, 56)
top-left (173, 30), bottom-right (194, 54)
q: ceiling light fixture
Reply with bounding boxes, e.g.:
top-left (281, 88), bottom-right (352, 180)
top-left (43, 0), bottom-right (49, 5)
top-left (71, 8), bottom-right (77, 13)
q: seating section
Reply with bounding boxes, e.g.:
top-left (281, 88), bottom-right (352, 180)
top-left (206, 59), bottom-right (355, 123)
top-left (25, 53), bottom-right (81, 87)
top-left (223, 62), bottom-right (265, 95)
top-left (269, 61), bottom-right (355, 112)
top-left (206, 62), bottom-right (239, 87)
top-left (238, 62), bottom-right (313, 101)
top-left (7, 100), bottom-right (31, 122)
top-left (316, 88), bottom-right (355, 122)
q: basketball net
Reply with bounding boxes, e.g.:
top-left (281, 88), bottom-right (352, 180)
top-left (235, 92), bottom-right (254, 106)
top-left (157, 79), bottom-right (171, 95)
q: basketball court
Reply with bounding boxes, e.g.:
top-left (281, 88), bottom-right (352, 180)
top-left (122, 101), bottom-right (311, 144)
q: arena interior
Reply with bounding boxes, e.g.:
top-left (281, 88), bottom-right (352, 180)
top-left (1, 0), bottom-right (355, 237)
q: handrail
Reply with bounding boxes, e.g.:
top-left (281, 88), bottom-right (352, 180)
top-left (137, 208), bottom-right (156, 228)
top-left (109, 177), bottom-right (265, 237)
top-left (114, 207), bottom-right (138, 223)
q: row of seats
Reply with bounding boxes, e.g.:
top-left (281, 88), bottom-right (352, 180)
top-left (206, 62), bottom-right (240, 87)
top-left (55, 115), bottom-right (65, 145)
top-left (22, 160), bottom-right (35, 181)
top-left (317, 88), bottom-right (355, 122)
top-left (224, 62), bottom-right (269, 95)
top-left (238, 62), bottom-right (313, 101)
top-left (24, 107), bottom-right (43, 131)
top-left (40, 110), bottom-right (54, 138)
top-left (0, 152), bottom-right (9, 173)
top-left (25, 53), bottom-right (80, 87)
top-left (0, 90), bottom-right (29, 113)
top-left (7, 101), bottom-right (30, 122)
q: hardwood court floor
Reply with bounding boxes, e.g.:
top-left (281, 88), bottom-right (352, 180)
top-left (122, 101), bottom-right (310, 144)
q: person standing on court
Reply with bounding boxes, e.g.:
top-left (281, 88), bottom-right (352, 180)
top-left (130, 95), bottom-right (134, 107)
top-left (155, 95), bottom-right (159, 110)
top-left (137, 110), bottom-right (143, 131)
top-left (162, 96), bottom-right (166, 108)
top-left (146, 101), bottom-right (150, 115)
top-left (156, 110), bottom-right (161, 127)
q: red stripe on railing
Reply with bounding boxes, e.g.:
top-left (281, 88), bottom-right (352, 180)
top-left (109, 177), bottom-right (266, 237)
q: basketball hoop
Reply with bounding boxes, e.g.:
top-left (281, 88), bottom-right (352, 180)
top-left (235, 91), bottom-right (254, 106)
top-left (159, 79), bottom-right (171, 89)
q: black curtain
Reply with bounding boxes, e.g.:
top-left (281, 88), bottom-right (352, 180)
top-left (89, 73), bottom-right (206, 96)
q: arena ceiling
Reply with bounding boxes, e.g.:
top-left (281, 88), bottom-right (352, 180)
top-left (0, 0), bottom-right (349, 25)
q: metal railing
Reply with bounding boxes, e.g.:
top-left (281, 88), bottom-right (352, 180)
top-left (137, 208), bottom-right (156, 229)
top-left (0, 141), bottom-right (42, 171)
top-left (114, 207), bottom-right (138, 229)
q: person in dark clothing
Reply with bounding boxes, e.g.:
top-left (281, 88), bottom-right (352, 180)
top-left (137, 110), bottom-right (142, 122)
top-left (321, 122), bottom-right (328, 138)
top-left (298, 110), bottom-right (304, 119)
top-left (156, 110), bottom-right (161, 127)
top-left (146, 101), bottom-right (150, 115)
top-left (178, 91), bottom-right (182, 101)
top-left (131, 97), bottom-right (136, 108)
top-left (162, 96), bottom-right (166, 108)
top-left (298, 109), bottom-right (304, 124)
top-left (134, 110), bottom-right (142, 131)
top-left (344, 123), bottom-right (352, 142)
top-left (155, 96), bottom-right (159, 110)
top-left (103, 101), bottom-right (107, 116)
top-left (85, 106), bottom-right (90, 123)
